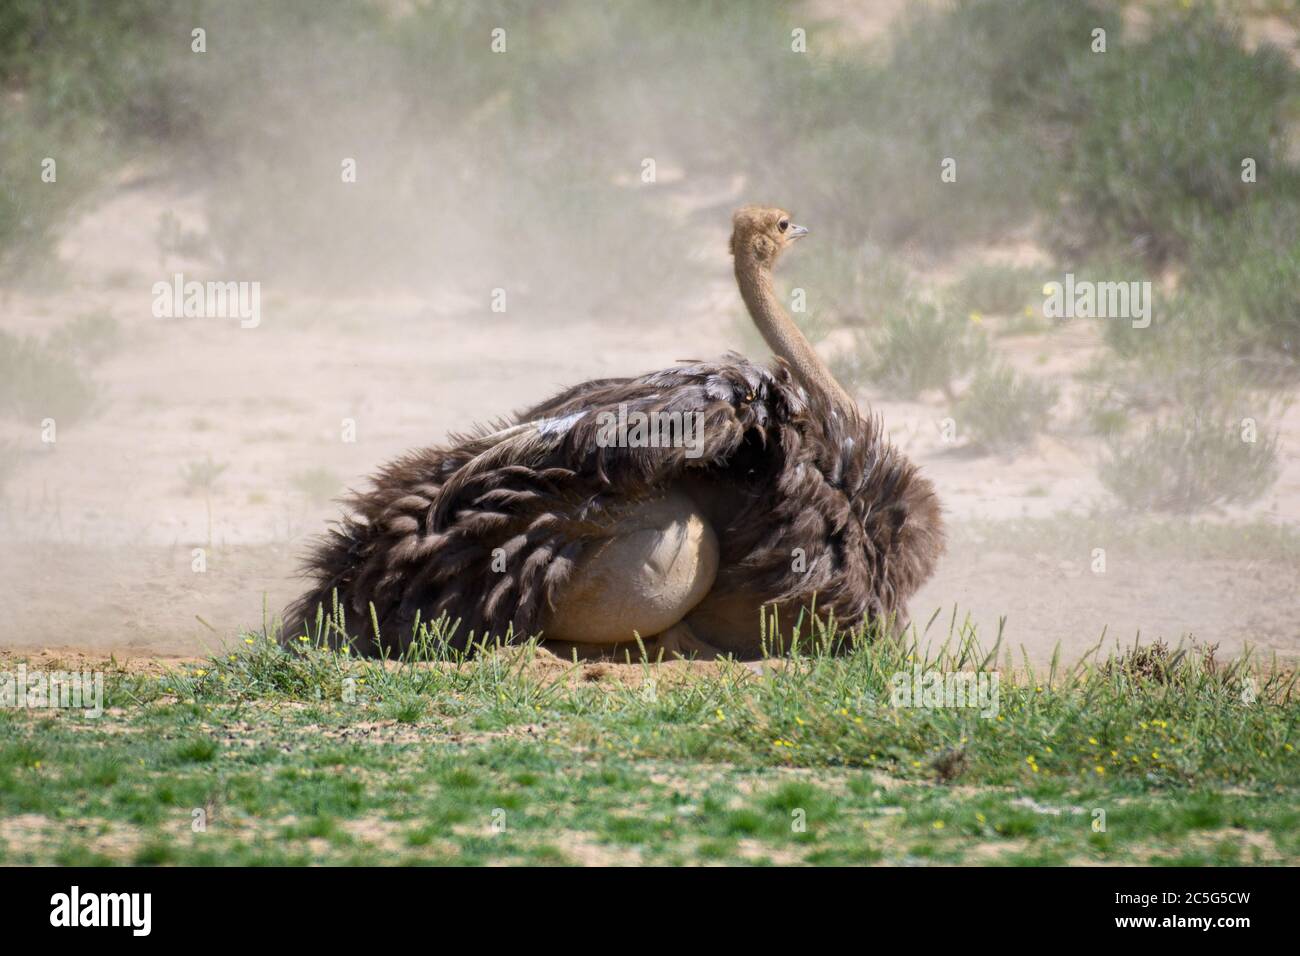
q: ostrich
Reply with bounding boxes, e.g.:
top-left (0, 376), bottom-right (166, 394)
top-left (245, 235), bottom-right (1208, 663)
top-left (284, 206), bottom-right (944, 659)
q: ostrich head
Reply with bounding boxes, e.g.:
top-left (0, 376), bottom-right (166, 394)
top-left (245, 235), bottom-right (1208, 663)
top-left (729, 205), bottom-right (809, 268)
top-left (728, 203), bottom-right (848, 413)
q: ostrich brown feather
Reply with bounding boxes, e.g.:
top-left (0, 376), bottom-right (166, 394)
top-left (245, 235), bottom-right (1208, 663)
top-left (284, 206), bottom-right (944, 657)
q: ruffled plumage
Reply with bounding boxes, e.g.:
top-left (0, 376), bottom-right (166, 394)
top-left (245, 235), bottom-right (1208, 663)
top-left (284, 354), bottom-right (944, 655)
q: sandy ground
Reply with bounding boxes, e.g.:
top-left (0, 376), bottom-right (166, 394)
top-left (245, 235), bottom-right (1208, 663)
top-left (1, 174), bottom-right (1297, 668)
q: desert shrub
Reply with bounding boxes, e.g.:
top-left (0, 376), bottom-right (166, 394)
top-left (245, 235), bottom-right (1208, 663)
top-left (758, 0), bottom-right (1115, 257)
top-left (945, 263), bottom-right (1042, 319)
top-left (1076, 355), bottom-right (1139, 434)
top-left (179, 0), bottom-right (738, 311)
top-left (1095, 278), bottom-right (1176, 361)
top-left (0, 0), bottom-right (196, 135)
top-left (292, 468), bottom-right (342, 505)
top-left (0, 0), bottom-right (200, 274)
top-left (180, 457), bottom-right (229, 496)
top-left (0, 0), bottom-right (1110, 282)
top-left (866, 300), bottom-right (986, 400)
top-left (49, 312), bottom-right (123, 363)
top-left (0, 442), bottom-right (19, 500)
top-left (1095, 276), bottom-right (1298, 430)
top-left (0, 110), bottom-right (96, 278)
top-left (4, 0), bottom-right (1292, 330)
top-left (155, 211), bottom-right (213, 265)
top-left (0, 313), bottom-right (125, 424)
top-left (1084, 256), bottom-right (1289, 395)
top-left (1100, 639), bottom-right (1235, 688)
top-left (1099, 407), bottom-right (1280, 513)
top-left (1049, 4), bottom-right (1296, 265)
top-left (1181, 198), bottom-right (1300, 376)
top-left (0, 330), bottom-right (98, 424)
top-left (1081, 395), bottom-right (1131, 439)
top-left (954, 361), bottom-right (1056, 452)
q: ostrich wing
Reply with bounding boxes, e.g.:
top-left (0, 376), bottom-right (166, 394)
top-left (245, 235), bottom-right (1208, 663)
top-left (287, 354), bottom-right (943, 655)
top-left (288, 356), bottom-right (805, 650)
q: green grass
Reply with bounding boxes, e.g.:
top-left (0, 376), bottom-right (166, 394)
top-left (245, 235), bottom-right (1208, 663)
top-left (1, 622), bottom-right (1294, 866)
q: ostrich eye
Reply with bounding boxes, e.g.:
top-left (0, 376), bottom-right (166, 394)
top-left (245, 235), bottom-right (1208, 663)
top-left (778, 219), bottom-right (789, 232)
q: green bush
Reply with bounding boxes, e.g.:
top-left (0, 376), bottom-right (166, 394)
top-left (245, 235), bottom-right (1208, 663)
top-left (2, 0), bottom-right (1295, 348)
top-left (291, 468), bottom-right (342, 505)
top-left (1050, 4), bottom-right (1296, 265)
top-left (1081, 395), bottom-right (1131, 439)
top-left (184, 0), bottom-right (731, 310)
top-left (954, 361), bottom-right (1056, 452)
top-left (0, 0), bottom-right (195, 135)
top-left (945, 263), bottom-right (1042, 319)
top-left (49, 312), bottom-right (123, 364)
top-left (1187, 198), bottom-right (1300, 375)
top-left (180, 456), bottom-right (229, 496)
top-left (0, 442), bottom-right (20, 500)
top-left (0, 0), bottom-right (201, 273)
top-left (0, 111), bottom-right (88, 277)
top-left (0, 330), bottom-right (98, 424)
top-left (865, 299), bottom-right (986, 400)
top-left (759, 0), bottom-right (1116, 256)
top-left (1100, 408), bottom-right (1280, 513)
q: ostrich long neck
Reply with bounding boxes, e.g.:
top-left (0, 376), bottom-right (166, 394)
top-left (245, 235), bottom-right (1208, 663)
top-left (735, 255), bottom-right (858, 417)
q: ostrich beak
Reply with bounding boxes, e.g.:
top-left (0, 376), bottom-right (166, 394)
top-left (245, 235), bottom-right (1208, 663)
top-left (787, 224), bottom-right (809, 239)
